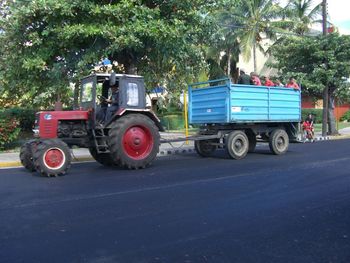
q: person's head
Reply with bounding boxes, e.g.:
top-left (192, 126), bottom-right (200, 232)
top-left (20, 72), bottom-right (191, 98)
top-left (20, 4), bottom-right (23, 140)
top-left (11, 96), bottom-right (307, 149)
top-left (240, 68), bottom-right (246, 75)
top-left (110, 84), bottom-right (119, 93)
top-left (308, 113), bottom-right (313, 118)
top-left (289, 77), bottom-right (296, 83)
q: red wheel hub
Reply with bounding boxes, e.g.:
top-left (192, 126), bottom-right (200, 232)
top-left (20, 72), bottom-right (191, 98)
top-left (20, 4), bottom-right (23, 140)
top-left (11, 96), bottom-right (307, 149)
top-left (44, 148), bottom-right (65, 169)
top-left (122, 126), bottom-right (153, 159)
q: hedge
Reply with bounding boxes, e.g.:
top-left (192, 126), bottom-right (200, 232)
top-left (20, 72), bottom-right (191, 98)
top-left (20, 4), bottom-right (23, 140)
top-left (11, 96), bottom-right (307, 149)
top-left (301, 108), bottom-right (323, 123)
top-left (340, 110), bottom-right (350, 122)
top-left (0, 108), bottom-right (37, 131)
top-left (159, 113), bottom-right (184, 130)
top-left (0, 117), bottom-right (21, 150)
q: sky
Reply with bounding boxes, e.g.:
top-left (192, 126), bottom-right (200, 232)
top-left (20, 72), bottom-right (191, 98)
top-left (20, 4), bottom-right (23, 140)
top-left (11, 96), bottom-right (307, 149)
top-left (327, 0), bottom-right (350, 34)
top-left (279, 0), bottom-right (350, 35)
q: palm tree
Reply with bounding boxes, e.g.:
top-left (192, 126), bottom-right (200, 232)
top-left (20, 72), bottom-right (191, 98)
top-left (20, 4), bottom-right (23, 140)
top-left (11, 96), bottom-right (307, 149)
top-left (220, 0), bottom-right (285, 73)
top-left (284, 0), bottom-right (322, 35)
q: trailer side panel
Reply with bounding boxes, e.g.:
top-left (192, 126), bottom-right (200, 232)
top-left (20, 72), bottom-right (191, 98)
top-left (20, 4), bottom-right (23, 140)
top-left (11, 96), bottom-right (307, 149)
top-left (189, 80), bottom-right (301, 124)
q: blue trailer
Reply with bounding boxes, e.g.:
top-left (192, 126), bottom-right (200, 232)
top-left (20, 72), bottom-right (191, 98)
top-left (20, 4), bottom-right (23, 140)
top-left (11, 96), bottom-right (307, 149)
top-left (187, 78), bottom-right (301, 159)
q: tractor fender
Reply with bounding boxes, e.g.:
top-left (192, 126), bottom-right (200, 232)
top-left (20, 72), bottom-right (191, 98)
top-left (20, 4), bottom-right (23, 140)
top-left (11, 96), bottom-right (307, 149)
top-left (106, 108), bottom-right (164, 132)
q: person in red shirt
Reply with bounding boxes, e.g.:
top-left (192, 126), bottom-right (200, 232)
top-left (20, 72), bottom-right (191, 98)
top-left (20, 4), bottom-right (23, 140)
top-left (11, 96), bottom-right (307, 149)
top-left (285, 77), bottom-right (300, 90)
top-left (262, 76), bottom-right (274, 87)
top-left (250, 72), bottom-right (262, 86)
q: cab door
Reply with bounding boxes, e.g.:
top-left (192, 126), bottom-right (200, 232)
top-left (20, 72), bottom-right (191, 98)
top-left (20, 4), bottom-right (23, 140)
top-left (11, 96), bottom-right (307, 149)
top-left (119, 76), bottom-right (146, 109)
top-left (80, 75), bottom-right (97, 111)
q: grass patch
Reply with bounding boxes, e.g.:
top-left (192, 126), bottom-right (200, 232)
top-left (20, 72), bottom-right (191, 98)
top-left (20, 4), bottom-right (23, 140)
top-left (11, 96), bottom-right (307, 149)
top-left (314, 122), bottom-right (350, 132)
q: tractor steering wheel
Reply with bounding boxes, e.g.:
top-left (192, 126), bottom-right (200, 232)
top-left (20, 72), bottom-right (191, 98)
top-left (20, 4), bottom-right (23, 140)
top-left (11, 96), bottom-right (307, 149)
top-left (97, 95), bottom-right (107, 102)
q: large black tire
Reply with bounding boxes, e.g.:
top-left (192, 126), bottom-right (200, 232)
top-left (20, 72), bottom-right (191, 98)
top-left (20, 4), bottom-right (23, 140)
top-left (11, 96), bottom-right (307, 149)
top-left (226, 130), bottom-right (249, 160)
top-left (89, 147), bottom-right (117, 167)
top-left (269, 129), bottom-right (289, 155)
top-left (194, 140), bottom-right (217, 157)
top-left (33, 139), bottom-right (71, 177)
top-left (19, 140), bottom-right (38, 172)
top-left (108, 114), bottom-right (160, 169)
top-left (246, 131), bottom-right (257, 153)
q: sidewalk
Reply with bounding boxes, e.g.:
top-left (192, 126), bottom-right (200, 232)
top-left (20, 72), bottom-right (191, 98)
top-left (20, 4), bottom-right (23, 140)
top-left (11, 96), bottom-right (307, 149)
top-left (0, 132), bottom-right (194, 168)
top-left (314, 126), bottom-right (350, 141)
top-left (1, 129), bottom-right (350, 169)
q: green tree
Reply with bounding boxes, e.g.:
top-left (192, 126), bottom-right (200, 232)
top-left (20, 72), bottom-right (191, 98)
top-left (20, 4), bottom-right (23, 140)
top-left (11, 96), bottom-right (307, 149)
top-left (269, 33), bottom-right (350, 135)
top-left (221, 0), bottom-right (285, 73)
top-left (284, 0), bottom-right (322, 36)
top-left (0, 0), bottom-right (216, 108)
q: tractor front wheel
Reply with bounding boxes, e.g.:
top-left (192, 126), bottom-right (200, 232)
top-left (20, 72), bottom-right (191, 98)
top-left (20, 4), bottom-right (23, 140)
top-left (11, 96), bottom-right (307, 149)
top-left (20, 140), bottom-right (38, 172)
top-left (33, 139), bottom-right (71, 177)
top-left (108, 114), bottom-right (160, 169)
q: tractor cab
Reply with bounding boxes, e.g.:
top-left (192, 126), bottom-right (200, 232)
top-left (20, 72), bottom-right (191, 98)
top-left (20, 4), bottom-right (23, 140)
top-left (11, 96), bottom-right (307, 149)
top-left (80, 73), bottom-right (146, 125)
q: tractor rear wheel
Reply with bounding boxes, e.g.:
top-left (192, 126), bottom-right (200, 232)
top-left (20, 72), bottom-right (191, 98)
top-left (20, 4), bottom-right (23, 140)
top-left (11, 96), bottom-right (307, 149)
top-left (89, 147), bottom-right (117, 167)
top-left (33, 139), bottom-right (71, 177)
top-left (20, 140), bottom-right (38, 172)
top-left (108, 114), bottom-right (160, 169)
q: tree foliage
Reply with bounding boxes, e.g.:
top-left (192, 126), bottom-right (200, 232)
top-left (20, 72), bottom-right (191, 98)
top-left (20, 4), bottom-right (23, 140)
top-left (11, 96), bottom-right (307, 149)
top-left (284, 0), bottom-right (322, 36)
top-left (269, 33), bottom-right (350, 134)
top-left (270, 33), bottom-right (350, 97)
top-left (0, 0), bottom-right (217, 107)
top-left (219, 0), bottom-right (286, 72)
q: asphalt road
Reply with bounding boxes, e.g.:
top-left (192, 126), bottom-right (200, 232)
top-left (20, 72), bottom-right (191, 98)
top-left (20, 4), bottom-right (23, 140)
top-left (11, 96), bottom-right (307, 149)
top-left (1, 140), bottom-right (350, 263)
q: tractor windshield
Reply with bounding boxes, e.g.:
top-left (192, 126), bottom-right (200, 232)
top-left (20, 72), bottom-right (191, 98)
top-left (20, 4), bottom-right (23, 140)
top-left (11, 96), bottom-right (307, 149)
top-left (81, 81), bottom-right (94, 102)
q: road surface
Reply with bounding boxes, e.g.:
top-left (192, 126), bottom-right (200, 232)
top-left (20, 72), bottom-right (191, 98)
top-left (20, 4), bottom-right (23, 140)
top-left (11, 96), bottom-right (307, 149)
top-left (1, 140), bottom-right (350, 262)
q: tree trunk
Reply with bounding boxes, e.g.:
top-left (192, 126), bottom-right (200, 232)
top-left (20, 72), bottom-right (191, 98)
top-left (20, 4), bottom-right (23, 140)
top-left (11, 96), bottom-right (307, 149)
top-left (54, 94), bottom-right (63, 111)
top-left (327, 88), bottom-right (338, 135)
top-left (253, 42), bottom-right (257, 73)
top-left (126, 62), bottom-right (137, 74)
top-left (125, 53), bottom-right (138, 74)
top-left (322, 86), bottom-right (328, 136)
top-left (113, 52), bottom-right (138, 74)
top-left (73, 82), bottom-right (80, 109)
top-left (227, 48), bottom-right (231, 78)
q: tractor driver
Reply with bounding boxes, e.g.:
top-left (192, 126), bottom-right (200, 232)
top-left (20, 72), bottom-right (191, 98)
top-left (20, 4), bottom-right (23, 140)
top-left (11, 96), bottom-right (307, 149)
top-left (104, 83), bottom-right (119, 122)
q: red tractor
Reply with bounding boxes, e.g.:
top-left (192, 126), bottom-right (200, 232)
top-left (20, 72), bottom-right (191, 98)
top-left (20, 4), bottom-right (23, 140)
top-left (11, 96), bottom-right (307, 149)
top-left (20, 73), bottom-right (163, 177)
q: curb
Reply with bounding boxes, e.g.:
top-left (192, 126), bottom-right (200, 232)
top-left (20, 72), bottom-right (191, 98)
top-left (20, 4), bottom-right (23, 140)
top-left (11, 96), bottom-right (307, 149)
top-left (313, 136), bottom-right (331, 141)
top-left (0, 161), bottom-right (22, 168)
top-left (158, 146), bottom-right (194, 156)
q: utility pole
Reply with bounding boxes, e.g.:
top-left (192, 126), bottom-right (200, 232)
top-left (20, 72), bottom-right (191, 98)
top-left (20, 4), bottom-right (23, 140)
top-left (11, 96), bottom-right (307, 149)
top-left (321, 0), bottom-right (328, 136)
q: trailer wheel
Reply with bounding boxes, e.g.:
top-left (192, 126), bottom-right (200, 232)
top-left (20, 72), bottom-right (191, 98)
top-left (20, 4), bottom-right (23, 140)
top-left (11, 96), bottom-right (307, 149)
top-left (108, 114), bottom-right (160, 169)
top-left (226, 130), bottom-right (249, 160)
top-left (33, 139), bottom-right (71, 177)
top-left (246, 131), bottom-right (257, 153)
top-left (19, 140), bottom-right (38, 172)
top-left (269, 129), bottom-right (289, 155)
top-left (195, 140), bottom-right (217, 157)
top-left (89, 148), bottom-right (118, 167)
